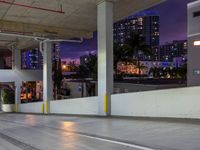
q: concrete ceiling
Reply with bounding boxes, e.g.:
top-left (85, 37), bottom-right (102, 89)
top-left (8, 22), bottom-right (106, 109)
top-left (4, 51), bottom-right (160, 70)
top-left (0, 0), bottom-right (164, 49)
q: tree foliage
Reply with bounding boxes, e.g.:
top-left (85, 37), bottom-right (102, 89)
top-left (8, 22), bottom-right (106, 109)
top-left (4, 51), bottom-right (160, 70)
top-left (52, 58), bottom-right (63, 98)
top-left (78, 54), bottom-right (97, 80)
top-left (114, 33), bottom-right (153, 78)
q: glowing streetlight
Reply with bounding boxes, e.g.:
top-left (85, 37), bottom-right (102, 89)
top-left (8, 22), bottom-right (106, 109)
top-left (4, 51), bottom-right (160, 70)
top-left (62, 64), bottom-right (67, 70)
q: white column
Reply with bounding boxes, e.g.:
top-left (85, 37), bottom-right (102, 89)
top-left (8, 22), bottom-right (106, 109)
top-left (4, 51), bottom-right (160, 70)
top-left (15, 80), bottom-right (21, 112)
top-left (97, 1), bottom-right (113, 116)
top-left (12, 46), bottom-right (21, 70)
top-left (43, 41), bottom-right (53, 113)
top-left (12, 46), bottom-right (21, 112)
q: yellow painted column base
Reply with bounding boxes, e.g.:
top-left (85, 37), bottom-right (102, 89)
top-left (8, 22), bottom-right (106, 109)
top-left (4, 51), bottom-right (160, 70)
top-left (42, 103), bottom-right (45, 114)
top-left (42, 101), bottom-right (49, 114)
top-left (104, 93), bottom-right (109, 113)
top-left (46, 101), bottom-right (49, 113)
top-left (15, 104), bottom-right (18, 113)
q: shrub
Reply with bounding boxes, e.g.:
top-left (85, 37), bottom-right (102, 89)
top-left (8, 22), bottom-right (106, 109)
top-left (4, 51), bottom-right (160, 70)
top-left (2, 89), bottom-right (15, 104)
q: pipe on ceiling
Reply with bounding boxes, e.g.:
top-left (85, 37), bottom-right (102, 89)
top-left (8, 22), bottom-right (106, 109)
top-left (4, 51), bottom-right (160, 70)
top-left (0, 0), bottom-right (65, 14)
top-left (39, 38), bottom-right (83, 56)
top-left (0, 31), bottom-right (84, 43)
top-left (0, 31), bottom-right (48, 40)
top-left (0, 31), bottom-right (83, 53)
top-left (46, 38), bottom-right (84, 43)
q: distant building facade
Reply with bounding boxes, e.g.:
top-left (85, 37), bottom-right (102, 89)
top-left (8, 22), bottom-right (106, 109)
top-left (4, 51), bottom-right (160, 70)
top-left (21, 48), bottom-right (43, 70)
top-left (113, 12), bottom-right (160, 48)
top-left (154, 40), bottom-right (187, 61)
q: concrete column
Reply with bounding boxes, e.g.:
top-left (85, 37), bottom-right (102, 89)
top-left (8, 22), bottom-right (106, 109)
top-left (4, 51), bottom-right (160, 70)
top-left (97, 1), bottom-right (113, 116)
top-left (12, 46), bottom-right (21, 70)
top-left (12, 46), bottom-right (21, 112)
top-left (15, 80), bottom-right (21, 112)
top-left (43, 41), bottom-right (53, 114)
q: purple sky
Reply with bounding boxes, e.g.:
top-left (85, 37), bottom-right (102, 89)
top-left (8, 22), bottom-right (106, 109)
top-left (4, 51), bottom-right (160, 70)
top-left (60, 0), bottom-right (195, 59)
top-left (148, 0), bottom-right (195, 44)
top-left (60, 32), bottom-right (97, 59)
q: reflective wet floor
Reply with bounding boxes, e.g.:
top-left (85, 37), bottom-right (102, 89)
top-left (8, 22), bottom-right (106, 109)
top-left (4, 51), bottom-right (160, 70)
top-left (0, 113), bottom-right (200, 150)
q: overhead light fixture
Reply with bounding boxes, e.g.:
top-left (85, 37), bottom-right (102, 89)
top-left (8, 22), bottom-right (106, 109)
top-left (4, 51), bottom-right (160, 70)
top-left (194, 40), bottom-right (200, 46)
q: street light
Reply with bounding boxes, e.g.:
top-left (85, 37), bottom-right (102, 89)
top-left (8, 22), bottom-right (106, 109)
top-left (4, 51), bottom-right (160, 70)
top-left (62, 64), bottom-right (67, 70)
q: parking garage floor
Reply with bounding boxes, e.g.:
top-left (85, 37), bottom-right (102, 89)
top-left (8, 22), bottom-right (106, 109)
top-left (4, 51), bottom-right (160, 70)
top-left (0, 114), bottom-right (200, 150)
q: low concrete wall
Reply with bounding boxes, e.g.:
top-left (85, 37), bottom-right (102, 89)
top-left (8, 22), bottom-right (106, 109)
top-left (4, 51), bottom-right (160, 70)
top-left (17, 86), bottom-right (200, 119)
top-left (50, 97), bottom-right (99, 115)
top-left (19, 102), bottom-right (43, 113)
top-left (111, 86), bottom-right (200, 119)
top-left (0, 70), bottom-right (42, 82)
top-left (114, 82), bottom-right (186, 93)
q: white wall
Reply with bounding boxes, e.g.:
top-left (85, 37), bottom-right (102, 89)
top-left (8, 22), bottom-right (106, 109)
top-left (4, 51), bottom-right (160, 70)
top-left (0, 70), bottom-right (42, 82)
top-left (50, 97), bottom-right (99, 115)
top-left (111, 86), bottom-right (200, 119)
top-left (17, 86), bottom-right (200, 119)
top-left (18, 97), bottom-right (98, 115)
top-left (188, 0), bottom-right (200, 36)
top-left (19, 102), bottom-right (43, 113)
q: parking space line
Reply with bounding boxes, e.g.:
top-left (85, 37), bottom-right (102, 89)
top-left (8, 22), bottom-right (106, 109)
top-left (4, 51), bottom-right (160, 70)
top-left (77, 133), bottom-right (156, 150)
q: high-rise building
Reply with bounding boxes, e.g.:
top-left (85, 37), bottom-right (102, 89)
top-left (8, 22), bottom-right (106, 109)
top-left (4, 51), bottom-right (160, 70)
top-left (21, 48), bottom-right (43, 70)
top-left (143, 15), bottom-right (160, 47)
top-left (156, 40), bottom-right (187, 61)
top-left (113, 11), bottom-right (160, 48)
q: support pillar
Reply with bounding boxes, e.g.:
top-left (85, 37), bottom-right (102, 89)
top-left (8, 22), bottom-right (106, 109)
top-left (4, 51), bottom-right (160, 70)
top-left (97, 1), bottom-right (113, 116)
top-left (12, 46), bottom-right (21, 70)
top-left (43, 41), bottom-right (53, 114)
top-left (15, 81), bottom-right (21, 112)
top-left (12, 46), bottom-right (21, 112)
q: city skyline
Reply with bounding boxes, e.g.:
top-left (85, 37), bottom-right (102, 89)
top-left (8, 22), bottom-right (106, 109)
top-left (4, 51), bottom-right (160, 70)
top-left (59, 0), bottom-right (194, 59)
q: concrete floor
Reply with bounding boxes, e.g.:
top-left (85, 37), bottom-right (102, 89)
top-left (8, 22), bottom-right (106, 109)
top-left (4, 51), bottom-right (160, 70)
top-left (0, 114), bottom-right (200, 150)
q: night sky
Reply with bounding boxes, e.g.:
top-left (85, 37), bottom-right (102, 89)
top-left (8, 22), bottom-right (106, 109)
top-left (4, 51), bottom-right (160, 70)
top-left (148, 0), bottom-right (195, 44)
top-left (60, 0), bottom-right (195, 60)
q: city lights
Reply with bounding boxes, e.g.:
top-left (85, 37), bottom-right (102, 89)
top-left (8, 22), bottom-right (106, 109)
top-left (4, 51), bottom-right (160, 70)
top-left (62, 64), bottom-right (67, 70)
top-left (194, 40), bottom-right (200, 46)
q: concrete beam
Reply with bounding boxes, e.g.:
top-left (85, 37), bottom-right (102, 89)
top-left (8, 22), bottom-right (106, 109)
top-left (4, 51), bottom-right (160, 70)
top-left (0, 20), bottom-right (93, 39)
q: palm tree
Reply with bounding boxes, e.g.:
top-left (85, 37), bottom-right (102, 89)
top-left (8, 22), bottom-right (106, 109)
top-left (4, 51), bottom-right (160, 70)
top-left (52, 59), bottom-right (63, 99)
top-left (78, 54), bottom-right (97, 80)
top-left (86, 54), bottom-right (97, 79)
top-left (69, 61), bottom-right (79, 72)
top-left (113, 43), bottom-right (133, 76)
top-left (77, 54), bottom-right (97, 97)
top-left (126, 33), bottom-right (152, 77)
top-left (178, 63), bottom-right (187, 79)
top-left (57, 59), bottom-right (63, 93)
